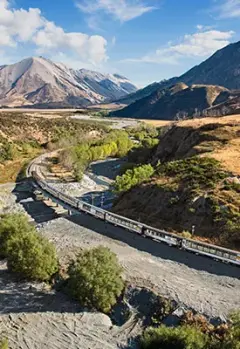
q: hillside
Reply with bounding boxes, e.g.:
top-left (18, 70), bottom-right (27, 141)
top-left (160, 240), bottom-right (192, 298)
top-left (115, 78), bottom-right (178, 105)
top-left (0, 111), bottom-right (107, 183)
top-left (113, 83), bottom-right (240, 120)
top-left (0, 57), bottom-right (137, 108)
top-left (180, 41), bottom-right (240, 89)
top-left (113, 40), bottom-right (240, 115)
top-left (112, 115), bottom-right (240, 249)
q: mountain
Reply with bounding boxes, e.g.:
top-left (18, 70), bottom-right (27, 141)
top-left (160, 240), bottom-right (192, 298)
top-left (179, 41), bottom-right (240, 89)
top-left (115, 78), bottom-right (178, 105)
top-left (0, 57), bottom-right (137, 107)
top-left (112, 82), bottom-right (240, 120)
top-left (113, 40), bottom-right (240, 116)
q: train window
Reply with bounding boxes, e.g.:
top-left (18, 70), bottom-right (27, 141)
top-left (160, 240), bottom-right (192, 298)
top-left (215, 250), bottom-right (223, 257)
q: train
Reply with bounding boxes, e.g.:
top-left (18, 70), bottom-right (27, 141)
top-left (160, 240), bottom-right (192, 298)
top-left (31, 171), bottom-right (240, 267)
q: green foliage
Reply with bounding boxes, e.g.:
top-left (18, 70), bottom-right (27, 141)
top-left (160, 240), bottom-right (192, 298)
top-left (141, 325), bottom-right (208, 349)
top-left (224, 181), bottom-right (240, 193)
top-left (7, 232), bottom-right (58, 281)
top-left (114, 164), bottom-right (154, 193)
top-left (0, 213), bottom-right (58, 281)
top-left (222, 311), bottom-right (240, 349)
top-left (157, 157), bottom-right (227, 191)
top-left (151, 296), bottom-right (176, 326)
top-left (67, 246), bottom-right (124, 313)
top-left (0, 214), bottom-right (35, 258)
top-left (128, 125), bottom-right (159, 140)
top-left (0, 142), bottom-right (18, 162)
top-left (61, 130), bottom-right (134, 181)
top-left (0, 339), bottom-right (8, 349)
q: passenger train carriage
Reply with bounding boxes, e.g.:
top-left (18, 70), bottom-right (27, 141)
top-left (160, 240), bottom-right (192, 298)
top-left (31, 171), bottom-right (240, 267)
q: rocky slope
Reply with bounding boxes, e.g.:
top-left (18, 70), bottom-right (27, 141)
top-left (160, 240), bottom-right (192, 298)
top-left (0, 57), bottom-right (137, 107)
top-left (113, 40), bottom-right (240, 117)
top-left (113, 83), bottom-right (240, 120)
top-left (113, 115), bottom-right (240, 249)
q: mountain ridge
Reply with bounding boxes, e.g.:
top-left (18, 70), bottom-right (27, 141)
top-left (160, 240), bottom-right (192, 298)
top-left (0, 56), bottom-right (137, 108)
top-left (112, 82), bottom-right (240, 120)
top-left (114, 40), bottom-right (240, 116)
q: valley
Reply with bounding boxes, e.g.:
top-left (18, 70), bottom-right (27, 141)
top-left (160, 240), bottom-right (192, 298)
top-left (0, 29), bottom-right (240, 349)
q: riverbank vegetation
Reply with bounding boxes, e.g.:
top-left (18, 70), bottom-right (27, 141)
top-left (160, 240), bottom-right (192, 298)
top-left (112, 117), bottom-right (240, 249)
top-left (0, 111), bottom-right (108, 183)
top-left (58, 124), bottom-right (160, 182)
top-left (141, 311), bottom-right (240, 349)
top-left (0, 214), bottom-right (58, 281)
top-left (67, 246), bottom-right (124, 313)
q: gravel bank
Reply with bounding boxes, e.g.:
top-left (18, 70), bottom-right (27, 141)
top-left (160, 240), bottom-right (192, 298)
top-left (41, 217), bottom-right (240, 318)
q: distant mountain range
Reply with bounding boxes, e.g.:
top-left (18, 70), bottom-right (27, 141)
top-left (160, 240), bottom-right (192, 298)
top-left (113, 40), bottom-right (240, 119)
top-left (113, 83), bottom-right (240, 120)
top-left (0, 57), bottom-right (137, 108)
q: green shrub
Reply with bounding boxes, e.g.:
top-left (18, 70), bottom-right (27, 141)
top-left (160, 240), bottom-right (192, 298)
top-left (114, 164), bottom-right (154, 193)
top-left (0, 214), bottom-right (35, 258)
top-left (222, 311), bottom-right (240, 349)
top-left (67, 246), bottom-right (124, 313)
top-left (157, 157), bottom-right (227, 190)
top-left (0, 142), bottom-right (18, 162)
top-left (0, 339), bottom-right (8, 349)
top-left (6, 232), bottom-right (58, 281)
top-left (141, 325), bottom-right (208, 349)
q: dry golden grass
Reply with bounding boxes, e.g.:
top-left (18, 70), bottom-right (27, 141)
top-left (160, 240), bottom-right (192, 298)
top-left (140, 119), bottom-right (173, 127)
top-left (177, 114), bottom-right (240, 128)
top-left (176, 115), bottom-right (240, 175)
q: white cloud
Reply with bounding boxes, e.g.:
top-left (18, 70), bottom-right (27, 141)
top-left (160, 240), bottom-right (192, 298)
top-left (214, 0), bottom-right (240, 18)
top-left (77, 0), bottom-right (156, 21)
top-left (123, 28), bottom-right (234, 64)
top-left (33, 22), bottom-right (107, 64)
top-left (0, 0), bottom-right (108, 65)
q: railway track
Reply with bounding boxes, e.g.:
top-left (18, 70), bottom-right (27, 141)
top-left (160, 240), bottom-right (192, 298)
top-left (26, 155), bottom-right (240, 268)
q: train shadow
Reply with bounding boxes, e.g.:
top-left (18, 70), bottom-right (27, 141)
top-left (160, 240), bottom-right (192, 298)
top-left (10, 176), bottom-right (240, 279)
top-left (12, 180), bottom-right (58, 224)
top-left (67, 213), bottom-right (240, 279)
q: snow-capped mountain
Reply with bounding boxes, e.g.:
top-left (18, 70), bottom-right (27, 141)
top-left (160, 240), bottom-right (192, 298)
top-left (0, 57), bottom-right (137, 107)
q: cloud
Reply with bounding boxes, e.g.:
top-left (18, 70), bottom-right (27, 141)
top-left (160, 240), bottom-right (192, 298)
top-left (213, 0), bottom-right (240, 18)
top-left (122, 28), bottom-right (234, 64)
top-left (33, 22), bottom-right (107, 65)
top-left (0, 0), bottom-right (108, 65)
top-left (77, 0), bottom-right (156, 21)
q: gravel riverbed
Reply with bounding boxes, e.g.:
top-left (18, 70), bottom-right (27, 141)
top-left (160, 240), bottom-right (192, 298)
top-left (0, 168), bottom-right (239, 348)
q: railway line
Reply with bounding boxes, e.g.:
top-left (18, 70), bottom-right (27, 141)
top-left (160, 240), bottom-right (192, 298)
top-left (27, 155), bottom-right (240, 268)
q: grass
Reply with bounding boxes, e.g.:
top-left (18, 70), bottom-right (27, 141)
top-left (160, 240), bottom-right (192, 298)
top-left (113, 116), bottom-right (240, 249)
top-left (0, 149), bottom-right (42, 183)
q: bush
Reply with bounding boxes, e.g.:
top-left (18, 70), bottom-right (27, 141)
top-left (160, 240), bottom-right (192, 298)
top-left (157, 157), bottom-right (228, 190)
top-left (0, 214), bottom-right (35, 258)
top-left (6, 231), bottom-right (58, 281)
top-left (0, 339), bottom-right (8, 349)
top-left (222, 312), bottom-right (240, 349)
top-left (114, 164), bottom-right (154, 193)
top-left (141, 325), bottom-right (208, 349)
top-left (67, 246), bottom-right (124, 313)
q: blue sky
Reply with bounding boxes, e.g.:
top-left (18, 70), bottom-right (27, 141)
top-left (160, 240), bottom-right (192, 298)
top-left (0, 0), bottom-right (239, 86)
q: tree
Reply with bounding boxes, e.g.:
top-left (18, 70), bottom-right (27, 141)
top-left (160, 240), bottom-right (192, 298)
top-left (0, 214), bottom-right (35, 258)
top-left (114, 164), bottom-right (154, 193)
top-left (222, 312), bottom-right (240, 349)
top-left (67, 246), bottom-right (124, 313)
top-left (141, 325), bottom-right (208, 349)
top-left (6, 232), bottom-right (58, 281)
